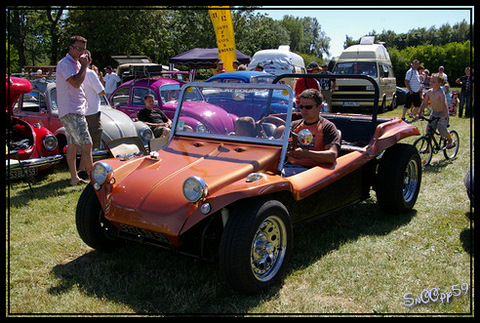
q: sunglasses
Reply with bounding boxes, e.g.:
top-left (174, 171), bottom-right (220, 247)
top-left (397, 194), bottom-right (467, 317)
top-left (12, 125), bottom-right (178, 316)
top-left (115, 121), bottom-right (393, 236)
top-left (71, 45), bottom-right (86, 51)
top-left (298, 104), bottom-right (317, 110)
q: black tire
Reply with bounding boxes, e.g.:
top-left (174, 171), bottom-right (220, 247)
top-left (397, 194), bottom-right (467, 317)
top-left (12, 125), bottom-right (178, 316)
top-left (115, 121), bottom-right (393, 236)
top-left (76, 183), bottom-right (122, 252)
top-left (219, 199), bottom-right (292, 295)
top-left (379, 96), bottom-right (386, 113)
top-left (389, 94), bottom-right (397, 111)
top-left (376, 144), bottom-right (422, 214)
top-left (443, 130), bottom-right (460, 160)
top-left (413, 136), bottom-right (433, 167)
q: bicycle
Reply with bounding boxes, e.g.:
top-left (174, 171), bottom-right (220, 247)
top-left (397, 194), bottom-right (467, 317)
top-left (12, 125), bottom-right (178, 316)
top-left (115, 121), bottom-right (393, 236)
top-left (413, 116), bottom-right (459, 167)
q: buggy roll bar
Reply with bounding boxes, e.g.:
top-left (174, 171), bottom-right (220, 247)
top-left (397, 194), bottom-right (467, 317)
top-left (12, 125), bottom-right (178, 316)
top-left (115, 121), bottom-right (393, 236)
top-left (272, 73), bottom-right (380, 125)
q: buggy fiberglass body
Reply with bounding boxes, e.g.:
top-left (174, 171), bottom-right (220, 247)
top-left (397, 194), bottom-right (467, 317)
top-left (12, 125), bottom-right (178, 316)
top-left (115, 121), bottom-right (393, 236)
top-left (76, 74), bottom-right (422, 294)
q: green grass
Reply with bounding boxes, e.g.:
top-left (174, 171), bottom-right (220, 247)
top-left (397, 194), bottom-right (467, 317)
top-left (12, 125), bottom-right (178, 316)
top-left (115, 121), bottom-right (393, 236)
top-left (6, 111), bottom-right (473, 316)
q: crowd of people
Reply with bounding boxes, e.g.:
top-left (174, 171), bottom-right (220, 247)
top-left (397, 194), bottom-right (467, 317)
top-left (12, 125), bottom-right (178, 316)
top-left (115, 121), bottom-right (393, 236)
top-left (401, 59), bottom-right (474, 121)
top-left (400, 59), bottom-right (473, 150)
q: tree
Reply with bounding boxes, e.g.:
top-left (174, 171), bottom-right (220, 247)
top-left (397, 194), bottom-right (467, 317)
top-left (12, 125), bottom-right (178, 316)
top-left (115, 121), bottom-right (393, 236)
top-left (6, 8), bottom-right (28, 68)
top-left (66, 8), bottom-right (172, 68)
top-left (389, 41), bottom-right (473, 86)
top-left (347, 20), bottom-right (473, 50)
top-left (301, 16), bottom-right (330, 57)
top-left (280, 15), bottom-right (330, 58)
top-left (45, 7), bottom-right (66, 65)
top-left (231, 10), bottom-right (290, 56)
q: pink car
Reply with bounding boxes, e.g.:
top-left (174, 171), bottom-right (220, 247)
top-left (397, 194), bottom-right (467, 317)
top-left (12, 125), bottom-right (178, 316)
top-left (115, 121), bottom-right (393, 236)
top-left (110, 78), bottom-right (237, 134)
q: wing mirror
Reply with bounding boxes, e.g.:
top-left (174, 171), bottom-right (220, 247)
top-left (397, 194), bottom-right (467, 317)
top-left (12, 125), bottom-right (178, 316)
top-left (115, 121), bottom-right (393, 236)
top-left (290, 129), bottom-right (313, 150)
top-left (296, 129), bottom-right (313, 145)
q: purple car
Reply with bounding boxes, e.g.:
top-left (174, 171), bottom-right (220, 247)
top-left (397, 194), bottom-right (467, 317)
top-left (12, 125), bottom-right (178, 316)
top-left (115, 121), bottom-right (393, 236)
top-left (109, 78), bottom-right (237, 134)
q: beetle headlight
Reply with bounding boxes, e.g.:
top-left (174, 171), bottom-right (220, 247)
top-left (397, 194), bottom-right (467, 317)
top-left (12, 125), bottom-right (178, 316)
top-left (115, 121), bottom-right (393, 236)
top-left (195, 124), bottom-right (208, 133)
top-left (140, 127), bottom-right (153, 144)
top-left (92, 161), bottom-right (113, 190)
top-left (183, 176), bottom-right (208, 202)
top-left (43, 134), bottom-right (58, 151)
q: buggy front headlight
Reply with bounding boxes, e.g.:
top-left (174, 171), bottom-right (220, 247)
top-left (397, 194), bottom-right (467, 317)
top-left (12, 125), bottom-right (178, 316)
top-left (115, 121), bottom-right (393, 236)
top-left (183, 176), bottom-right (208, 202)
top-left (92, 161), bottom-right (113, 190)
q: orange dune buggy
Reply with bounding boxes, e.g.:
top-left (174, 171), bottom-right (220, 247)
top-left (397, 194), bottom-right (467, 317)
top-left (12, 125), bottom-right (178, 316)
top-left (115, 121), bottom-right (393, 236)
top-left (76, 74), bottom-right (421, 294)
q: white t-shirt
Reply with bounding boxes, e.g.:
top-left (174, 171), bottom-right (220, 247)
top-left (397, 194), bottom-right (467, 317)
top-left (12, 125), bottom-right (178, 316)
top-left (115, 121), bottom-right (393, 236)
top-left (56, 53), bottom-right (87, 118)
top-left (405, 68), bottom-right (421, 93)
top-left (84, 68), bottom-right (105, 115)
top-left (104, 72), bottom-right (120, 95)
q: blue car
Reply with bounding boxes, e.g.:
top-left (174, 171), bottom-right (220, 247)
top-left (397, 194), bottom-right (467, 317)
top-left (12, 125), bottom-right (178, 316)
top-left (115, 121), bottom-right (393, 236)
top-left (206, 71), bottom-right (276, 84)
top-left (205, 71), bottom-right (291, 120)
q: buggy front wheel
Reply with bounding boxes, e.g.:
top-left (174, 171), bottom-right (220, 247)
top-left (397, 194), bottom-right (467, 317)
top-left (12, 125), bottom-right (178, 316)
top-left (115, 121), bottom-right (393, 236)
top-left (219, 199), bottom-right (292, 294)
top-left (76, 183), bottom-right (123, 252)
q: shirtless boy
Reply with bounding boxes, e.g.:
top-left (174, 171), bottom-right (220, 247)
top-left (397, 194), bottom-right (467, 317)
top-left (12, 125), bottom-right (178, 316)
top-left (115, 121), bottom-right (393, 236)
top-left (416, 73), bottom-right (454, 149)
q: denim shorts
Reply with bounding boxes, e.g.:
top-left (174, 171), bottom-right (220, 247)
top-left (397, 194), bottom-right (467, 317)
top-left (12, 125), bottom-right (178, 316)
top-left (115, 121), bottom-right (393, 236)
top-left (60, 113), bottom-right (92, 146)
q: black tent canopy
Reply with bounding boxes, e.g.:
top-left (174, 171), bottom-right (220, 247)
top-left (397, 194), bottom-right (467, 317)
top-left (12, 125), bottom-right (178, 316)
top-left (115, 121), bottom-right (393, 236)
top-left (169, 48), bottom-right (251, 69)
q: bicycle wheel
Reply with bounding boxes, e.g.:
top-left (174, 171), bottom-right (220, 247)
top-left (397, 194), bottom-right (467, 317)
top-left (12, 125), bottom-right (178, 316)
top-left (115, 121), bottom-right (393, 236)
top-left (443, 130), bottom-right (460, 160)
top-left (414, 136), bottom-right (433, 167)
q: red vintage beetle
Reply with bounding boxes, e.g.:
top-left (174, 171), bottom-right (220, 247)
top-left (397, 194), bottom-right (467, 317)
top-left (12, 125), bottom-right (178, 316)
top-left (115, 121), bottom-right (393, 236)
top-left (6, 76), bottom-right (62, 180)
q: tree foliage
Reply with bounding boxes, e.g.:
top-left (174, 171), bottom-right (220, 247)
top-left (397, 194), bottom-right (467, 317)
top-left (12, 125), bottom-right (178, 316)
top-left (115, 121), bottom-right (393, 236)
top-left (389, 41), bottom-right (473, 86)
top-left (6, 6), bottom-right (472, 82)
top-left (6, 6), bottom-right (331, 72)
top-left (344, 20), bottom-right (472, 50)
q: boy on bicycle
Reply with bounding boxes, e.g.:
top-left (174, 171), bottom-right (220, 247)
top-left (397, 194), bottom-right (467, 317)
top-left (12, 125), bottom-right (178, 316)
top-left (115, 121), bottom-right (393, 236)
top-left (416, 73), bottom-right (455, 149)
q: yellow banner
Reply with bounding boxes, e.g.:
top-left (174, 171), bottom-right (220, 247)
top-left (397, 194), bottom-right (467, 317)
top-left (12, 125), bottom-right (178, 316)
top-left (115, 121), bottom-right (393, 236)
top-left (208, 6), bottom-right (236, 72)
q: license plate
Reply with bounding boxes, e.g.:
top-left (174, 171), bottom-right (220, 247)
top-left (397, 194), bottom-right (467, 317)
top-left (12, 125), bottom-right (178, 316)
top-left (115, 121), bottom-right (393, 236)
top-left (343, 101), bottom-right (360, 106)
top-left (7, 167), bottom-right (38, 180)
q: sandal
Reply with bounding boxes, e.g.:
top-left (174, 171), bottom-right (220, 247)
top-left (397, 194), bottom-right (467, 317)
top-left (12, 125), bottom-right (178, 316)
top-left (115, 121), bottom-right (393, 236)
top-left (445, 142), bottom-right (456, 149)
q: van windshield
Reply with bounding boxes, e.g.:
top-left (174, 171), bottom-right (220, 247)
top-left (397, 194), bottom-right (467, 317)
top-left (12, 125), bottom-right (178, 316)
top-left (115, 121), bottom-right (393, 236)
top-left (333, 62), bottom-right (377, 78)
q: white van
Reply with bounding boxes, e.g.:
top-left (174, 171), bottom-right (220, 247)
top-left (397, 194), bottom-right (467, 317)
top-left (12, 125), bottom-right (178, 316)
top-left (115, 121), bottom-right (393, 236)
top-left (248, 46), bottom-right (305, 89)
top-left (248, 45), bottom-right (306, 74)
top-left (331, 37), bottom-right (397, 113)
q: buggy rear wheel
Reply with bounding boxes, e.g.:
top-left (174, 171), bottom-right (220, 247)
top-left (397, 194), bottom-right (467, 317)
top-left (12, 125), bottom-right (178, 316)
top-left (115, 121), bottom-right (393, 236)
top-left (376, 144), bottom-right (422, 214)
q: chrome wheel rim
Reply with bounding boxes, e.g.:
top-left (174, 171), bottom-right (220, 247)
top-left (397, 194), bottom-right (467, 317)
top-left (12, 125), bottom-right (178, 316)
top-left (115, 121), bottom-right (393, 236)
top-left (403, 158), bottom-right (420, 203)
top-left (250, 215), bottom-right (288, 282)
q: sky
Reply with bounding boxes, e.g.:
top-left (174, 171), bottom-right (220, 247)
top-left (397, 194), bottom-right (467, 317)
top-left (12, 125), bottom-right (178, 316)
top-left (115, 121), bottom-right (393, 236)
top-left (256, 6), bottom-right (474, 60)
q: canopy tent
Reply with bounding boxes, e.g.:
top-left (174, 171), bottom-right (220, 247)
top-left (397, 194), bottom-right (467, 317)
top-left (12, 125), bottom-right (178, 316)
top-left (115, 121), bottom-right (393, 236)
top-left (169, 48), bottom-right (251, 69)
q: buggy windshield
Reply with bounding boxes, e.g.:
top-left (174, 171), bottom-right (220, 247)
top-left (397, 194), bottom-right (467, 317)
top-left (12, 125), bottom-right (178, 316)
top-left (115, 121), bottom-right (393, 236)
top-left (172, 82), bottom-right (293, 146)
